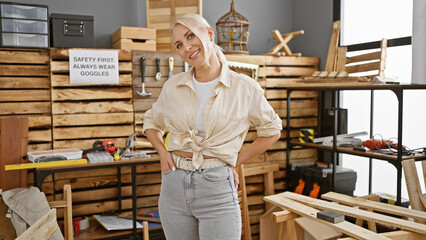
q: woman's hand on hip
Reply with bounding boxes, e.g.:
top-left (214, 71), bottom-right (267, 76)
top-left (160, 151), bottom-right (176, 172)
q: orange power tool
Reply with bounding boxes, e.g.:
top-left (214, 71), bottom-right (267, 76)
top-left (362, 139), bottom-right (397, 150)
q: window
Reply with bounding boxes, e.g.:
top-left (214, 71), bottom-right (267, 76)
top-left (338, 0), bottom-right (425, 199)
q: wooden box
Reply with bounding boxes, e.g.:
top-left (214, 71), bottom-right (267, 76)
top-left (49, 48), bottom-right (134, 150)
top-left (225, 54), bottom-right (320, 239)
top-left (0, 48), bottom-right (52, 151)
top-left (112, 27), bottom-right (156, 52)
top-left (146, 0), bottom-right (202, 51)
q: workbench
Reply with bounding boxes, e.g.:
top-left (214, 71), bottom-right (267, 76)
top-left (33, 157), bottom-right (162, 240)
top-left (285, 82), bottom-right (426, 205)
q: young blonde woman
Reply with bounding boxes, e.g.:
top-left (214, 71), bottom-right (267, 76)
top-left (143, 13), bottom-right (282, 240)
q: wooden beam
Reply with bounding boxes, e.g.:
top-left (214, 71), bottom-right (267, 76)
top-left (325, 20), bottom-right (341, 71)
top-left (321, 191), bottom-right (426, 223)
top-left (264, 194), bottom-right (392, 240)
top-left (16, 209), bottom-right (57, 240)
top-left (402, 159), bottom-right (426, 216)
top-left (281, 192), bottom-right (426, 235)
top-left (339, 230), bottom-right (425, 240)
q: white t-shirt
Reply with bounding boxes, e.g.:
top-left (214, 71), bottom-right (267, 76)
top-left (187, 74), bottom-right (219, 157)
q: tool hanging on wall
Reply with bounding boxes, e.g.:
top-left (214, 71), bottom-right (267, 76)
top-left (168, 57), bottom-right (174, 78)
top-left (155, 57), bottom-right (162, 80)
top-left (136, 57), bottom-right (151, 97)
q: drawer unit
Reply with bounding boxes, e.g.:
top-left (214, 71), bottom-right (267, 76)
top-left (0, 3), bottom-right (47, 20)
top-left (2, 18), bottom-right (48, 33)
top-left (0, 2), bottom-right (49, 48)
top-left (1, 32), bottom-right (48, 48)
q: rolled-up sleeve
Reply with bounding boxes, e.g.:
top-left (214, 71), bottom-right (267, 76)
top-left (248, 87), bottom-right (282, 137)
top-left (142, 89), bottom-right (167, 136)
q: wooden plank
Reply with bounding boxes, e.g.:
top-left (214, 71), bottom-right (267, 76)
top-left (345, 61), bottom-right (381, 74)
top-left (52, 101), bottom-right (133, 114)
top-left (0, 77), bottom-right (50, 89)
top-left (28, 129), bottom-right (52, 142)
top-left (0, 102), bottom-right (51, 115)
top-left (53, 112), bottom-right (134, 126)
top-left (53, 125), bottom-right (134, 140)
top-left (402, 159), bottom-right (426, 214)
top-left (15, 209), bottom-right (57, 240)
top-left (281, 191), bottom-right (426, 235)
top-left (264, 66), bottom-right (318, 77)
top-left (52, 88), bottom-right (132, 101)
top-left (244, 164), bottom-right (280, 177)
top-left (265, 90), bottom-right (318, 99)
top-left (51, 73), bottom-right (132, 87)
top-left (336, 47), bottom-right (347, 72)
top-left (0, 117), bottom-right (28, 191)
top-left (269, 99), bottom-right (318, 109)
top-left (346, 51), bottom-right (381, 64)
top-left (49, 48), bottom-right (132, 61)
top-left (0, 50), bottom-right (49, 64)
top-left (339, 230), bottom-right (425, 240)
top-left (0, 65), bottom-right (49, 76)
top-left (325, 20), bottom-right (341, 71)
top-left (294, 217), bottom-right (342, 240)
top-left (0, 90), bottom-right (50, 101)
top-left (50, 61), bottom-right (132, 73)
top-left (264, 194), bottom-right (392, 240)
top-left (27, 115), bottom-right (51, 128)
top-left (321, 191), bottom-right (426, 223)
top-left (266, 78), bottom-right (313, 88)
top-left (275, 108), bottom-right (318, 118)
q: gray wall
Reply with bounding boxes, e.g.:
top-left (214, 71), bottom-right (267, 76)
top-left (5, 0), bottom-right (332, 69)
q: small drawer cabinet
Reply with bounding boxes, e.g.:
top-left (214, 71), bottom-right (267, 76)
top-left (0, 1), bottom-right (49, 48)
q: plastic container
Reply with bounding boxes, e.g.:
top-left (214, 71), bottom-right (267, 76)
top-left (2, 18), bottom-right (47, 33)
top-left (1, 3), bottom-right (47, 20)
top-left (27, 148), bottom-right (83, 162)
top-left (1, 32), bottom-right (48, 48)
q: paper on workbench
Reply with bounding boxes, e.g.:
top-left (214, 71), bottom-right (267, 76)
top-left (94, 215), bottom-right (142, 231)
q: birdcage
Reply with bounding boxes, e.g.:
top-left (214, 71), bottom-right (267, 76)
top-left (216, 0), bottom-right (250, 54)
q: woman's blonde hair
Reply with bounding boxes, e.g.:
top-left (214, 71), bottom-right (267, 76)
top-left (171, 13), bottom-right (226, 66)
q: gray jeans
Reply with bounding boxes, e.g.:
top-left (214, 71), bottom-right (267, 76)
top-left (159, 165), bottom-right (241, 240)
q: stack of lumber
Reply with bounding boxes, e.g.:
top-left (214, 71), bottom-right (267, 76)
top-left (146, 0), bottom-right (202, 51)
top-left (264, 191), bottom-right (426, 240)
top-left (49, 48), bottom-right (134, 150)
top-left (0, 48), bottom-right (52, 151)
top-left (225, 54), bottom-right (320, 239)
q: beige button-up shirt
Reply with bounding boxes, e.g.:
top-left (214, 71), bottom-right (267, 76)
top-left (142, 61), bottom-right (282, 168)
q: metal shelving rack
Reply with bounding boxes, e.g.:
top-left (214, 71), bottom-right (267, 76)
top-left (286, 83), bottom-right (426, 205)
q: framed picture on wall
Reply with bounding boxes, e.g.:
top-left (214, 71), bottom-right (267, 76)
top-left (227, 61), bottom-right (259, 81)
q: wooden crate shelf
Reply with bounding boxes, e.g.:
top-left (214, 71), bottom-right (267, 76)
top-left (50, 48), bottom-right (134, 150)
top-left (147, 0), bottom-right (202, 51)
top-left (0, 48), bottom-right (52, 151)
top-left (225, 54), bottom-right (319, 239)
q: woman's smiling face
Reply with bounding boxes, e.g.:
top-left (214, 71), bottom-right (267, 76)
top-left (172, 23), bottom-right (209, 68)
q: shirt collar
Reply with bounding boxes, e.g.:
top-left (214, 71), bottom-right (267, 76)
top-left (177, 59), bottom-right (231, 88)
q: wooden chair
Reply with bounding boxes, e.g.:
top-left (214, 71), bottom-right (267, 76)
top-left (336, 38), bottom-right (388, 78)
top-left (237, 165), bottom-right (252, 240)
top-left (238, 164), bottom-right (280, 240)
top-left (49, 184), bottom-right (73, 240)
top-left (402, 159), bottom-right (426, 222)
